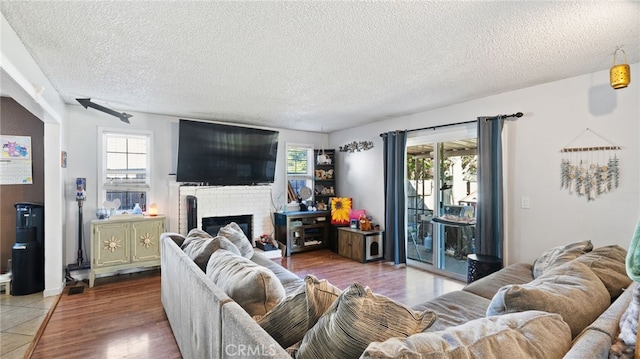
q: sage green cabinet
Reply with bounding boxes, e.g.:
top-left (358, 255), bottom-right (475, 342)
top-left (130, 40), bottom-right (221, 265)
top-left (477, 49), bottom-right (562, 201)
top-left (90, 215), bottom-right (165, 287)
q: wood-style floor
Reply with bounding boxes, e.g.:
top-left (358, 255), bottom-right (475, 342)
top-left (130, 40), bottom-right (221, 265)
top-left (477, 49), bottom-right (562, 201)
top-left (30, 249), bottom-right (465, 358)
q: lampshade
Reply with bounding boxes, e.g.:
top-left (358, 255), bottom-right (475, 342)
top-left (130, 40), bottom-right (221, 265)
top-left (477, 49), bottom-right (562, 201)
top-left (149, 203), bottom-right (158, 216)
top-left (610, 48), bottom-right (631, 89)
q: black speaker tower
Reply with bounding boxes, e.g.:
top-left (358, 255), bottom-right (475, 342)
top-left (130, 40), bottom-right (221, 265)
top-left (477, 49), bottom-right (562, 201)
top-left (187, 196), bottom-right (197, 231)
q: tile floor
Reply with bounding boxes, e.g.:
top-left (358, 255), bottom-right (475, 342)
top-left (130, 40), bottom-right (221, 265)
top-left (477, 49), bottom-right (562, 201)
top-left (0, 286), bottom-right (57, 359)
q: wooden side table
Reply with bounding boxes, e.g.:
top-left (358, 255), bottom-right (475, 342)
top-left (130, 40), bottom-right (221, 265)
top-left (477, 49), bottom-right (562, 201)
top-left (337, 227), bottom-right (384, 263)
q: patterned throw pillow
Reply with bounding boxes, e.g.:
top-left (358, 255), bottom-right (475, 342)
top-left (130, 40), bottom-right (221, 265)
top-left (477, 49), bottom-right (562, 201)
top-left (256, 275), bottom-right (342, 348)
top-left (532, 240), bottom-right (593, 278)
top-left (218, 222), bottom-right (254, 258)
top-left (361, 311), bottom-right (571, 359)
top-left (292, 283), bottom-right (436, 359)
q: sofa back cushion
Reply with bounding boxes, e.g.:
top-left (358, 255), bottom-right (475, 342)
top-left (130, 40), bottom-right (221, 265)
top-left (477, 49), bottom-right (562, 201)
top-left (487, 260), bottom-right (610, 338)
top-left (532, 240), bottom-right (593, 278)
top-left (361, 311), bottom-right (571, 359)
top-left (217, 222), bottom-right (254, 258)
top-left (206, 249), bottom-right (285, 317)
top-left (573, 245), bottom-right (631, 299)
top-left (256, 274), bottom-right (341, 348)
top-left (292, 283), bottom-right (436, 359)
top-left (181, 229), bottom-right (240, 271)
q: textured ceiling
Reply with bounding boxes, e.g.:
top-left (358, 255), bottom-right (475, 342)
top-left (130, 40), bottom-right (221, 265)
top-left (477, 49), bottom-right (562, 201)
top-left (1, 1), bottom-right (639, 132)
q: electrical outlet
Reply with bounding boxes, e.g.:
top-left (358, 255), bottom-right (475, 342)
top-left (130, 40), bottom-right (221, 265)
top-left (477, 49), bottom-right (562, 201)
top-left (521, 196), bottom-right (530, 209)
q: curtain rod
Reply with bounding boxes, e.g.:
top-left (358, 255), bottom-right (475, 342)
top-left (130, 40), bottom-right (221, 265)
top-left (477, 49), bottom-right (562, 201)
top-left (380, 112), bottom-right (523, 137)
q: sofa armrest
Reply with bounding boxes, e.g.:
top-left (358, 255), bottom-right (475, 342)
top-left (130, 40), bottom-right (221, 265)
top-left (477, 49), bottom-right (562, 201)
top-left (564, 282), bottom-right (635, 359)
top-left (221, 301), bottom-right (291, 358)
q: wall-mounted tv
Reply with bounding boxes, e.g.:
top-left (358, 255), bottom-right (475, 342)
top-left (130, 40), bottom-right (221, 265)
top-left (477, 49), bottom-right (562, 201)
top-left (176, 120), bottom-right (279, 185)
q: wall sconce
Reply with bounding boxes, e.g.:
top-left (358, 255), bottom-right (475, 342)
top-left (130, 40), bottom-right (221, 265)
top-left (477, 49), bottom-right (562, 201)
top-left (149, 203), bottom-right (158, 216)
top-left (339, 141), bottom-right (374, 153)
top-left (610, 47), bottom-right (630, 89)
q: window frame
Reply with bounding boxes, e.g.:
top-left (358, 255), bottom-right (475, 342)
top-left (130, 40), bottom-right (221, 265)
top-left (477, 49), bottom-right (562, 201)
top-left (285, 143), bottom-right (314, 203)
top-left (98, 127), bottom-right (153, 212)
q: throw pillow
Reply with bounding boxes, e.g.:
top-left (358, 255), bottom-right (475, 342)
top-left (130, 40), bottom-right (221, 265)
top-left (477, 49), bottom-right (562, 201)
top-left (487, 260), bottom-right (610, 338)
top-left (361, 311), bottom-right (571, 359)
top-left (180, 228), bottom-right (213, 247)
top-left (181, 230), bottom-right (240, 271)
top-left (574, 245), bottom-right (631, 299)
top-left (532, 240), bottom-right (593, 278)
top-left (217, 222), bottom-right (254, 258)
top-left (256, 275), bottom-right (342, 348)
top-left (292, 283), bottom-right (436, 359)
top-left (182, 230), bottom-right (240, 272)
top-left (206, 249), bottom-right (285, 317)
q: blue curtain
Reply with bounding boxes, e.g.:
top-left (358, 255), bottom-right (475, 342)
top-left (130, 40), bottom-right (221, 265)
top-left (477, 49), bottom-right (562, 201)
top-left (476, 116), bottom-right (504, 258)
top-left (382, 130), bottom-right (407, 264)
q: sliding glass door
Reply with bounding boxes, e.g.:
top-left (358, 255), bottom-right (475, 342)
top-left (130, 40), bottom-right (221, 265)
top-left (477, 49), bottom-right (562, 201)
top-left (406, 125), bottom-right (477, 280)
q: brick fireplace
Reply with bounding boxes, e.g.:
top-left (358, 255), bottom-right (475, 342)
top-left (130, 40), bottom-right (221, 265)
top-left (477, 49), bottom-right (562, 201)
top-left (179, 185), bottom-right (274, 244)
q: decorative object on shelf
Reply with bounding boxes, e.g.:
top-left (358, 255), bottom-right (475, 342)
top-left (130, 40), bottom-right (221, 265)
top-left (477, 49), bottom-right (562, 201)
top-left (330, 197), bottom-right (352, 225)
top-left (358, 214), bottom-right (372, 231)
top-left (315, 168), bottom-right (334, 180)
top-left (103, 199), bottom-right (121, 217)
top-left (96, 207), bottom-right (109, 220)
top-left (339, 140), bottom-right (374, 153)
top-left (610, 47), bottom-right (631, 89)
top-left (132, 203), bottom-right (143, 215)
top-left (559, 128), bottom-right (621, 201)
top-left (148, 203), bottom-right (158, 216)
top-left (317, 152), bottom-right (332, 165)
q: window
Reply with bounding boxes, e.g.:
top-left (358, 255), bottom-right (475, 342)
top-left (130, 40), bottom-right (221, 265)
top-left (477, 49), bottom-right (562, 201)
top-left (286, 144), bottom-right (314, 202)
top-left (99, 129), bottom-right (152, 212)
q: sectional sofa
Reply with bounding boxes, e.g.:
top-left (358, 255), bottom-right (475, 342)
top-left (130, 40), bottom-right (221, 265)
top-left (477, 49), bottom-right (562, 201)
top-left (160, 226), bottom-right (634, 359)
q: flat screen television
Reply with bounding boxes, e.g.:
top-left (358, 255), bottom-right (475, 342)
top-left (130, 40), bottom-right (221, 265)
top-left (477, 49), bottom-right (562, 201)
top-left (176, 119), bottom-right (279, 185)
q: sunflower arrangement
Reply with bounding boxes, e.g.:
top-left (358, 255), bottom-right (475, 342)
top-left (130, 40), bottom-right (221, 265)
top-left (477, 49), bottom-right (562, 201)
top-left (330, 197), bottom-right (352, 225)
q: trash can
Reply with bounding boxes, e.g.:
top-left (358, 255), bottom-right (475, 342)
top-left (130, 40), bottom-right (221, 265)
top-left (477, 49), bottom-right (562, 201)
top-left (12, 227), bottom-right (44, 295)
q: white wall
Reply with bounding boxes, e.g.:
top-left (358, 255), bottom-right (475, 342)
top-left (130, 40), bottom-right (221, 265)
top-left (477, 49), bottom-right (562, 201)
top-left (330, 64), bottom-right (640, 265)
top-left (2, 13), bottom-right (68, 296)
top-left (63, 108), bottom-right (327, 265)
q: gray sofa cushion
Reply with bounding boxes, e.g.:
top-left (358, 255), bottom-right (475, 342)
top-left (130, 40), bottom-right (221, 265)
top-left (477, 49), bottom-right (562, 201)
top-left (573, 245), bottom-right (631, 299)
top-left (412, 290), bottom-right (491, 332)
top-left (251, 251), bottom-right (304, 295)
top-left (181, 229), bottom-right (241, 271)
top-left (293, 283), bottom-right (436, 359)
top-left (218, 222), bottom-right (254, 258)
top-left (256, 274), bottom-right (341, 349)
top-left (361, 311), bottom-right (571, 359)
top-left (463, 262), bottom-right (534, 300)
top-left (532, 240), bottom-right (593, 278)
top-left (206, 249), bottom-right (286, 317)
top-left (487, 260), bottom-right (610, 338)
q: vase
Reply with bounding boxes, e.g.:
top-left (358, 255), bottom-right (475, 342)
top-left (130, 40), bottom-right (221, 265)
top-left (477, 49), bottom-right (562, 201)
top-left (132, 203), bottom-right (143, 215)
top-left (96, 207), bottom-right (109, 220)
